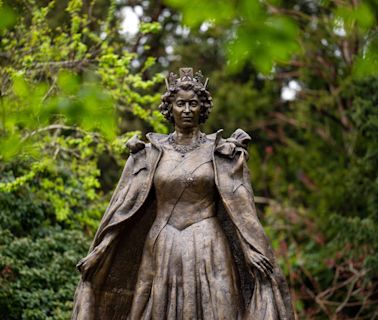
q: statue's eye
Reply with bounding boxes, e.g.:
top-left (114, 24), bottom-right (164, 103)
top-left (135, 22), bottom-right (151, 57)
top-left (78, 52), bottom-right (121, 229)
top-left (176, 101), bottom-right (184, 107)
top-left (190, 101), bottom-right (198, 106)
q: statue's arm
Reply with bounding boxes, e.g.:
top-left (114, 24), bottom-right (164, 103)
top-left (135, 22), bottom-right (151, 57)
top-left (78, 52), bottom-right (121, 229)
top-left (216, 128), bottom-right (274, 277)
top-left (233, 165), bottom-right (275, 278)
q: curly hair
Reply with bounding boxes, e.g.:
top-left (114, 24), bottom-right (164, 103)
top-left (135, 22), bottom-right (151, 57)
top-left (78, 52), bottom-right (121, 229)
top-left (159, 81), bottom-right (213, 124)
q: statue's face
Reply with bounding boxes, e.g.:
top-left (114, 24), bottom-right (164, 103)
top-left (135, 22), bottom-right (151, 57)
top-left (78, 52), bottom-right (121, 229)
top-left (172, 89), bottom-right (201, 129)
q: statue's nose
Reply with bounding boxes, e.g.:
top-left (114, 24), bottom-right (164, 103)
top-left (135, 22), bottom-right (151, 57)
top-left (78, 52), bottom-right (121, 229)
top-left (184, 102), bottom-right (190, 113)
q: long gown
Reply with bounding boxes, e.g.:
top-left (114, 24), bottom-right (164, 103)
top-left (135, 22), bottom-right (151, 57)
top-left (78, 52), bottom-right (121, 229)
top-left (128, 139), bottom-right (244, 319)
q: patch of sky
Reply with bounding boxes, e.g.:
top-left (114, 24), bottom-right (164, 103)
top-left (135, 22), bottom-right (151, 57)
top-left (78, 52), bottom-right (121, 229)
top-left (281, 80), bottom-right (301, 101)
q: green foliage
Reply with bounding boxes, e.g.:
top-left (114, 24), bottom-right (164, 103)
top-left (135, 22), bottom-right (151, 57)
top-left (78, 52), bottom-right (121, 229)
top-left (167, 0), bottom-right (378, 77)
top-left (1, 0), bottom-right (377, 318)
top-left (0, 0), bottom-right (166, 161)
top-left (0, 228), bottom-right (89, 320)
top-left (255, 77), bottom-right (378, 318)
top-left (0, 5), bottom-right (16, 29)
top-left (140, 21), bottom-right (162, 34)
top-left (0, 1), bottom-right (166, 318)
top-left (166, 0), bottom-right (301, 73)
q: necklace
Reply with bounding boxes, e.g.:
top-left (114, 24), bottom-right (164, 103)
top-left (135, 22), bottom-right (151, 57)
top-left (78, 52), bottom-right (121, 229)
top-left (168, 133), bottom-right (207, 156)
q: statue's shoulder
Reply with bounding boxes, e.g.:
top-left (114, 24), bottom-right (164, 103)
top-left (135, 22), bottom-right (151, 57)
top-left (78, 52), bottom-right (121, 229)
top-left (212, 128), bottom-right (251, 159)
top-left (146, 132), bottom-right (169, 149)
top-left (126, 135), bottom-right (146, 154)
top-left (207, 128), bottom-right (251, 146)
top-left (228, 128), bottom-right (251, 147)
top-left (125, 133), bottom-right (167, 174)
top-left (126, 132), bottom-right (170, 154)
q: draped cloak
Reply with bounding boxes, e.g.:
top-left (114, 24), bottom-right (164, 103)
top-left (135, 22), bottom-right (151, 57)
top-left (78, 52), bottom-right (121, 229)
top-left (72, 129), bottom-right (294, 320)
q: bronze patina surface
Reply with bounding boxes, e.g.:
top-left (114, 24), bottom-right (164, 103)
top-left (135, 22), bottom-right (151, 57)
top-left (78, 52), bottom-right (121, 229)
top-left (72, 68), bottom-right (294, 320)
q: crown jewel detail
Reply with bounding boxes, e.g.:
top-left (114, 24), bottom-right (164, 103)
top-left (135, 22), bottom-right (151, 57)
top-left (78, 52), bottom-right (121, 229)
top-left (165, 68), bottom-right (208, 90)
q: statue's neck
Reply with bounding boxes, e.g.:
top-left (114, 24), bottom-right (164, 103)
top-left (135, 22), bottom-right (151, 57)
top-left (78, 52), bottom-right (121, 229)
top-left (173, 127), bottom-right (201, 145)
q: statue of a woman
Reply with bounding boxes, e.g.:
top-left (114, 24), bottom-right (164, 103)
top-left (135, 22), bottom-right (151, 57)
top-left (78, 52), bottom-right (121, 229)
top-left (72, 68), bottom-right (294, 320)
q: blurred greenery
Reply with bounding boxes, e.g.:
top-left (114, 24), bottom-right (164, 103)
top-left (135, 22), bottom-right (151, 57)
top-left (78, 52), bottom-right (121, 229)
top-left (0, 0), bottom-right (377, 319)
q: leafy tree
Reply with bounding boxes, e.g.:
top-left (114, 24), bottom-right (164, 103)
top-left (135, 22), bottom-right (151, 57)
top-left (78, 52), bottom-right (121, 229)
top-left (0, 1), bottom-right (166, 318)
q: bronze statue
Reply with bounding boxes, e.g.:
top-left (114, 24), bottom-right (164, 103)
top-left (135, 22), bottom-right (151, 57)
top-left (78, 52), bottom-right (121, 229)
top-left (72, 68), bottom-right (294, 319)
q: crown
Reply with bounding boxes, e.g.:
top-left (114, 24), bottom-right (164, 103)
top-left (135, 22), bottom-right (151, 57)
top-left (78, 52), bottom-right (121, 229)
top-left (165, 67), bottom-right (209, 90)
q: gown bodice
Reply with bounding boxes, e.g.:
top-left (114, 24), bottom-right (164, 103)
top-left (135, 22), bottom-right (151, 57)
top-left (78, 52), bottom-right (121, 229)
top-left (153, 140), bottom-right (217, 230)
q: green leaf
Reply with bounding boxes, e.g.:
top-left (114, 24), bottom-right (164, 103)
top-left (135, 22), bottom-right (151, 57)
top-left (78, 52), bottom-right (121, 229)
top-left (0, 5), bottom-right (16, 29)
top-left (57, 71), bottom-right (80, 95)
top-left (353, 37), bottom-right (378, 78)
top-left (166, 0), bottom-right (236, 27)
top-left (335, 3), bottom-right (376, 33)
top-left (140, 22), bottom-right (162, 34)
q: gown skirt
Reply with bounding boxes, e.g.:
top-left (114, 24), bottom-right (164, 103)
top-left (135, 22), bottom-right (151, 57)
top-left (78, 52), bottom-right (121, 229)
top-left (128, 217), bottom-right (243, 320)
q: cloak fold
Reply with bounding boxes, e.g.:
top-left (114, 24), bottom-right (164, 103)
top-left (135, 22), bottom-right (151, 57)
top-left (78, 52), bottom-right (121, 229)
top-left (72, 129), bottom-right (294, 320)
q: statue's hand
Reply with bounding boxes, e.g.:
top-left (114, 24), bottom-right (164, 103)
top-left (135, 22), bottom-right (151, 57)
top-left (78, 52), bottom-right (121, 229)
top-left (76, 244), bottom-right (106, 280)
top-left (250, 251), bottom-right (274, 278)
